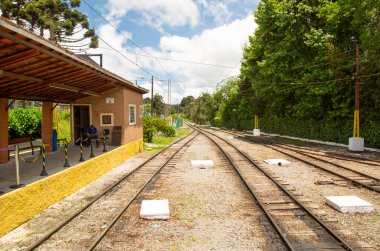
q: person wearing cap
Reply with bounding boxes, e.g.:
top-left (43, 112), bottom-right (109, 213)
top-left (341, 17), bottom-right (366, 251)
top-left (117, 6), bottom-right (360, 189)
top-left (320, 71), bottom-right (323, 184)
top-left (86, 124), bottom-right (99, 147)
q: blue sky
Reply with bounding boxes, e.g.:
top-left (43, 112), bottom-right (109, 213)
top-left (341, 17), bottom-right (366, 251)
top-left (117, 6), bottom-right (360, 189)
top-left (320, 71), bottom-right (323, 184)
top-left (78, 0), bottom-right (259, 102)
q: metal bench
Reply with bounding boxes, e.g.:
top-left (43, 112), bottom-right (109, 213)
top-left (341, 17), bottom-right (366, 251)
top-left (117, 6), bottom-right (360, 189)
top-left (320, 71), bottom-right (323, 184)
top-left (8, 137), bottom-right (41, 160)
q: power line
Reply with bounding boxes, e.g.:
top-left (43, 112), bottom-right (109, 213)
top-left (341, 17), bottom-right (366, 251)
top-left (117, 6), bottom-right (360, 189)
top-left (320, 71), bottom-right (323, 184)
top-left (97, 47), bottom-right (237, 69)
top-left (82, 0), bottom-right (180, 85)
top-left (82, 0), bottom-right (236, 72)
top-left (97, 36), bottom-right (155, 77)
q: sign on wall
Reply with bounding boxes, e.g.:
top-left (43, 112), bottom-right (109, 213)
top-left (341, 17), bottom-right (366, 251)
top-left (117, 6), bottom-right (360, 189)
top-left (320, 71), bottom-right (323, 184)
top-left (106, 97), bottom-right (114, 104)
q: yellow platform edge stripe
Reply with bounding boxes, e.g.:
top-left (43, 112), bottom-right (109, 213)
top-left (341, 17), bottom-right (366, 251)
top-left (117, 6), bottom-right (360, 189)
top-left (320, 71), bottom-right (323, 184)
top-left (0, 138), bottom-right (143, 237)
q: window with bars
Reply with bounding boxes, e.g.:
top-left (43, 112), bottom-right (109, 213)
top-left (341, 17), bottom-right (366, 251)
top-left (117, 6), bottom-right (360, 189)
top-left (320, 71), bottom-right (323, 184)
top-left (129, 105), bottom-right (136, 125)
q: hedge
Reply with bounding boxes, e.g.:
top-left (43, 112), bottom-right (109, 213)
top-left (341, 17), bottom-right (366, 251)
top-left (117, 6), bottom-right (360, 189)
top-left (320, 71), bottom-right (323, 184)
top-left (212, 116), bottom-right (380, 149)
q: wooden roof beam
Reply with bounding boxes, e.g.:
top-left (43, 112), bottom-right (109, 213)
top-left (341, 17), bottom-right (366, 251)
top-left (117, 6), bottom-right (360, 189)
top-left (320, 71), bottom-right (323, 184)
top-left (44, 69), bottom-right (88, 83)
top-left (0, 92), bottom-right (70, 103)
top-left (0, 49), bottom-right (40, 67)
top-left (49, 83), bottom-right (101, 97)
top-left (0, 69), bottom-right (43, 83)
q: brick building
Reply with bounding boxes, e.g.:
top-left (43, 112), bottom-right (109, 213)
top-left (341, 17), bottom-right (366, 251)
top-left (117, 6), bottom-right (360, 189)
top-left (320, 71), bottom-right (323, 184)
top-left (73, 87), bottom-right (144, 145)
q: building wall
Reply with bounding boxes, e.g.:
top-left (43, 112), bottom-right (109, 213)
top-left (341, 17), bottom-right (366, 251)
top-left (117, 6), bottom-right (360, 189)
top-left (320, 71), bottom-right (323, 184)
top-left (74, 87), bottom-right (143, 145)
top-left (122, 89), bottom-right (143, 144)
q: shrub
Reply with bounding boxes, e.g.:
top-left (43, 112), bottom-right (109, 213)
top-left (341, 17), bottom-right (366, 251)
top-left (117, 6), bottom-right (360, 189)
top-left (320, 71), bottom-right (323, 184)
top-left (163, 126), bottom-right (176, 137)
top-left (143, 116), bottom-right (176, 142)
top-left (214, 116), bottom-right (380, 149)
top-left (8, 108), bottom-right (42, 139)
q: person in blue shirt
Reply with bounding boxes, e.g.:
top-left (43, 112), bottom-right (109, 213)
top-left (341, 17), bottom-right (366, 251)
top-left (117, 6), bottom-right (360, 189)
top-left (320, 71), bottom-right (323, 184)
top-left (86, 124), bottom-right (99, 147)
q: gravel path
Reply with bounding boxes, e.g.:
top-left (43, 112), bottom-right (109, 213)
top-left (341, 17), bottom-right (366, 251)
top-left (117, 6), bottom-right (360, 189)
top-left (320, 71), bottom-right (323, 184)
top-left (96, 134), bottom-right (284, 250)
top-left (216, 130), bottom-right (380, 250)
top-left (0, 133), bottom-right (285, 250)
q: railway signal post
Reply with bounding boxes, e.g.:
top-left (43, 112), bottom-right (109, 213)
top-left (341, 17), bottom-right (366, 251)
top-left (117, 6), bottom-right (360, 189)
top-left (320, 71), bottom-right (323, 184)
top-left (349, 43), bottom-right (364, 152)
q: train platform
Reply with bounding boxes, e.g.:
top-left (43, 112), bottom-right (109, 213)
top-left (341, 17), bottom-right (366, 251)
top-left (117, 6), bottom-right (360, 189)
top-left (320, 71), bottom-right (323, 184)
top-left (0, 143), bottom-right (118, 194)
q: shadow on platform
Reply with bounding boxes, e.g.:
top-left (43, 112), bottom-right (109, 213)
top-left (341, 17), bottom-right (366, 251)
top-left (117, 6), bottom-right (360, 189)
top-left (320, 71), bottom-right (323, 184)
top-left (0, 144), bottom-right (118, 194)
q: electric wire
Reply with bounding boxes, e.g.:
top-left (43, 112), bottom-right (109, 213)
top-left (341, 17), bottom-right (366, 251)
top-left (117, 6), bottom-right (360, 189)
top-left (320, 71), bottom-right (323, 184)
top-left (96, 47), bottom-right (237, 69)
top-left (97, 36), bottom-right (155, 78)
top-left (82, 0), bottom-right (179, 84)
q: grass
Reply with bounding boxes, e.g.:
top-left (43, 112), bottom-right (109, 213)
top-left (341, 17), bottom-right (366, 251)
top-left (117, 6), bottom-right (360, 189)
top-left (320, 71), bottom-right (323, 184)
top-left (144, 128), bottom-right (192, 152)
top-left (55, 110), bottom-right (71, 142)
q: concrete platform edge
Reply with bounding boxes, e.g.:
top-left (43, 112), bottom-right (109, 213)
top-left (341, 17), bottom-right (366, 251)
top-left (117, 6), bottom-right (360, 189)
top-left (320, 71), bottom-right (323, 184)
top-left (0, 138), bottom-right (143, 237)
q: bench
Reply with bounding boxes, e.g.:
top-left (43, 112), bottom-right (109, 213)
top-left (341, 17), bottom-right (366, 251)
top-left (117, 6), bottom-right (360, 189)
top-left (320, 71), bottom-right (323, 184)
top-left (8, 137), bottom-right (40, 160)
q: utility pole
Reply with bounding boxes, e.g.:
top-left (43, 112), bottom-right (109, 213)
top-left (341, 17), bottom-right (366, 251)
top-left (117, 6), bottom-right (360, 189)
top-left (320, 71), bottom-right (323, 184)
top-left (168, 79), bottom-right (171, 110)
top-left (253, 95), bottom-right (260, 136)
top-left (151, 75), bottom-right (153, 116)
top-left (349, 43), bottom-right (364, 151)
top-left (353, 43), bottom-right (360, 138)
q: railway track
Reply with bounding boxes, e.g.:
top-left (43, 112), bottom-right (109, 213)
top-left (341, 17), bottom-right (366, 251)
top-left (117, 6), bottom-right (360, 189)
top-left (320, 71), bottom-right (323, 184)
top-left (209, 127), bottom-right (380, 194)
top-left (26, 130), bottom-right (198, 251)
top-left (191, 124), bottom-right (358, 250)
top-left (215, 127), bottom-right (380, 167)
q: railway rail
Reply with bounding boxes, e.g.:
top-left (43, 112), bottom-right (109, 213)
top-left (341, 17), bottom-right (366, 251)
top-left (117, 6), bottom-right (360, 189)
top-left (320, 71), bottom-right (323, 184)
top-left (216, 127), bottom-right (380, 166)
top-left (190, 124), bottom-right (358, 250)
top-left (26, 130), bottom-right (198, 251)
top-left (210, 127), bottom-right (380, 194)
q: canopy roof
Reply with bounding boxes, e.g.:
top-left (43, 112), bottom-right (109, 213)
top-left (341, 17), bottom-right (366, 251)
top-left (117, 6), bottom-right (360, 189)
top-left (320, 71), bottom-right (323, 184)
top-left (0, 17), bottom-right (148, 103)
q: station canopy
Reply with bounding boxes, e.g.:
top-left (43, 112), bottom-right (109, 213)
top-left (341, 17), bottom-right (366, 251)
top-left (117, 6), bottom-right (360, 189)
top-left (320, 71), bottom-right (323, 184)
top-left (0, 17), bottom-right (148, 103)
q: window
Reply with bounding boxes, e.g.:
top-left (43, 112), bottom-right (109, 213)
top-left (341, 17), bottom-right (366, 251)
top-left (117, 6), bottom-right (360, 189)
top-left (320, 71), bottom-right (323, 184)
top-left (129, 105), bottom-right (136, 125)
top-left (100, 113), bottom-right (113, 126)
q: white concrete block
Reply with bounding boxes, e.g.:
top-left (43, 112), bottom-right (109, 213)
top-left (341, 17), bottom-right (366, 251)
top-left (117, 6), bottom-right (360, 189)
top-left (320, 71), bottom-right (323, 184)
top-left (264, 159), bottom-right (291, 166)
top-left (253, 129), bottom-right (261, 136)
top-left (325, 196), bottom-right (373, 213)
top-left (140, 200), bottom-right (170, 220)
top-left (349, 137), bottom-right (364, 152)
top-left (191, 160), bottom-right (214, 169)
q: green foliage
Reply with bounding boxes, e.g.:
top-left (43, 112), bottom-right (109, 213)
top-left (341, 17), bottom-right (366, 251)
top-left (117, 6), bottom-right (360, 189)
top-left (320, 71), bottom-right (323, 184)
top-left (143, 116), bottom-right (176, 142)
top-left (152, 94), bottom-right (165, 116)
top-left (55, 110), bottom-right (71, 142)
top-left (8, 108), bottom-right (41, 139)
top-left (1, 0), bottom-right (98, 50)
top-left (164, 126), bottom-right (176, 137)
top-left (179, 0), bottom-right (380, 148)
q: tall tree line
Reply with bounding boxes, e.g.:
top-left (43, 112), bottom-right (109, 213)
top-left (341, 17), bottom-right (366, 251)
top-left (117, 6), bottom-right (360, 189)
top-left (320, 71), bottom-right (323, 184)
top-left (181, 0), bottom-right (380, 147)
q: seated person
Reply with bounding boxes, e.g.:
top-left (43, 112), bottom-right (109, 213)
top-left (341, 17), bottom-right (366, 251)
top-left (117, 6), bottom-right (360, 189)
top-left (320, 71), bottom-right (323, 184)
top-left (86, 124), bottom-right (99, 147)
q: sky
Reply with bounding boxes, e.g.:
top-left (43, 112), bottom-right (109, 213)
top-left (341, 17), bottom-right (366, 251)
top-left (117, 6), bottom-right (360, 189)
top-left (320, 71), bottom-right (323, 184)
top-left (78, 0), bottom-right (259, 103)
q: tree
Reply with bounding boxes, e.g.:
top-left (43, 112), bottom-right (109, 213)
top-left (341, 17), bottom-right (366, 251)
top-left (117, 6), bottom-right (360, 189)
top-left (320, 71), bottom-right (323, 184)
top-left (152, 94), bottom-right (165, 116)
top-left (143, 97), bottom-right (151, 104)
top-left (180, 96), bottom-right (195, 109)
top-left (179, 95), bottom-right (195, 117)
top-left (1, 0), bottom-right (98, 51)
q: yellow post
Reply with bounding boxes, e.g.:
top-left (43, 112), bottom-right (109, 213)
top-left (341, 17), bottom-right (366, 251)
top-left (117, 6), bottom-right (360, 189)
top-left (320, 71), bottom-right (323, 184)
top-left (54, 105), bottom-right (59, 135)
top-left (254, 113), bottom-right (259, 129)
top-left (353, 109), bottom-right (360, 137)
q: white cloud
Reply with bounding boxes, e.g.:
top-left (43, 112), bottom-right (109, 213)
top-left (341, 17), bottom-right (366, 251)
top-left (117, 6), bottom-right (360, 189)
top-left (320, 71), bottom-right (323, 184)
top-left (147, 15), bottom-right (257, 99)
top-left (90, 14), bottom-right (256, 102)
top-left (197, 0), bottom-right (233, 25)
top-left (106, 0), bottom-right (200, 30)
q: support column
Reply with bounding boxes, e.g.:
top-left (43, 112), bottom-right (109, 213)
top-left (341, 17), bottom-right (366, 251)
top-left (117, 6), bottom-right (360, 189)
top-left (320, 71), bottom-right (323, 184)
top-left (0, 99), bottom-right (8, 164)
top-left (42, 102), bottom-right (53, 152)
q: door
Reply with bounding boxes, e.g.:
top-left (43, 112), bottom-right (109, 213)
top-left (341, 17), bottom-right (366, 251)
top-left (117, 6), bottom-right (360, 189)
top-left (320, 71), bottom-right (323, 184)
top-left (73, 105), bottom-right (90, 143)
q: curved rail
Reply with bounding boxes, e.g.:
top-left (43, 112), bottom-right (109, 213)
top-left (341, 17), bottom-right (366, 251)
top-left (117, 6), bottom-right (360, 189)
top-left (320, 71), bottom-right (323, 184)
top-left (190, 124), bottom-right (355, 251)
top-left (215, 128), bottom-right (380, 194)
top-left (27, 130), bottom-right (197, 251)
top-left (225, 128), bottom-right (380, 166)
